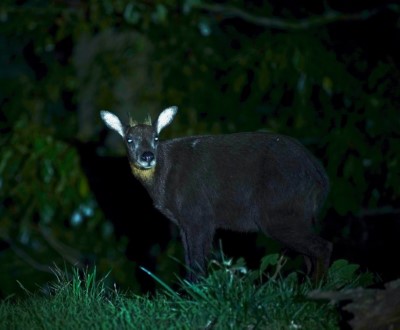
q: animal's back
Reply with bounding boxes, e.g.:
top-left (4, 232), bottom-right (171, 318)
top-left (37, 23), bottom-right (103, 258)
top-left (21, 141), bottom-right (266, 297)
top-left (159, 131), bottom-right (329, 225)
top-left (163, 131), bottom-right (328, 193)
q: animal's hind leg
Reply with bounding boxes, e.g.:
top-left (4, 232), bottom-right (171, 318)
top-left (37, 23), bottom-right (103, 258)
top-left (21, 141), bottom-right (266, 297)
top-left (303, 255), bottom-right (313, 275)
top-left (312, 238), bottom-right (333, 282)
top-left (258, 216), bottom-right (332, 282)
top-left (285, 232), bottom-right (332, 282)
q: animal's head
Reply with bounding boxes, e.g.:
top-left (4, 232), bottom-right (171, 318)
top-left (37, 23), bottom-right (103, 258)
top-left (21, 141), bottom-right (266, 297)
top-left (100, 106), bottom-right (178, 170)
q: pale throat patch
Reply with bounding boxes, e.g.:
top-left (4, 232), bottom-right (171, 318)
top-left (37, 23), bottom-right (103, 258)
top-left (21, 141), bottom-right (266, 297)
top-left (130, 163), bottom-right (156, 182)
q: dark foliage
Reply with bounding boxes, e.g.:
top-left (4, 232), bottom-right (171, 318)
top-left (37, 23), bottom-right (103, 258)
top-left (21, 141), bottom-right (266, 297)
top-left (0, 0), bottom-right (399, 297)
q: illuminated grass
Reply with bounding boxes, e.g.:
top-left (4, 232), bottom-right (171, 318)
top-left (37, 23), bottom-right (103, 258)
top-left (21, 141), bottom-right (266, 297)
top-left (0, 256), bottom-right (374, 330)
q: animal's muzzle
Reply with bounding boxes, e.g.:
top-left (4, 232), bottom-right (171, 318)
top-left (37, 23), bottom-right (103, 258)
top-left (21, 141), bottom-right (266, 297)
top-left (141, 151), bottom-right (155, 164)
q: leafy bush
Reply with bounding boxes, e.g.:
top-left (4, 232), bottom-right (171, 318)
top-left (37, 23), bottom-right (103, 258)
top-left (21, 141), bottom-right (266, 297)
top-left (0, 123), bottom-right (133, 297)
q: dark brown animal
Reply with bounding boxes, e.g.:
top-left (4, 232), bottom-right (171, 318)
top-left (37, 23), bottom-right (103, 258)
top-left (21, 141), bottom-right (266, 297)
top-left (100, 106), bottom-right (332, 282)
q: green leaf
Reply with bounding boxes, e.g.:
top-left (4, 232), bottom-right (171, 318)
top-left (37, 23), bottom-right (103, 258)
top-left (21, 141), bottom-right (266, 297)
top-left (260, 253), bottom-right (279, 273)
top-left (124, 3), bottom-right (141, 24)
top-left (327, 259), bottom-right (360, 288)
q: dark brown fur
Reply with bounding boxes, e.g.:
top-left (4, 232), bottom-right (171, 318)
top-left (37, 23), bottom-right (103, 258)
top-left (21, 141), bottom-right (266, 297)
top-left (101, 108), bottom-right (332, 282)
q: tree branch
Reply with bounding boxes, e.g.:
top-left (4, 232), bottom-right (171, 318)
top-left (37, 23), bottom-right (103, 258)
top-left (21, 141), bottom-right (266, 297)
top-left (38, 225), bottom-right (84, 268)
top-left (193, 3), bottom-right (399, 30)
top-left (5, 238), bottom-right (54, 274)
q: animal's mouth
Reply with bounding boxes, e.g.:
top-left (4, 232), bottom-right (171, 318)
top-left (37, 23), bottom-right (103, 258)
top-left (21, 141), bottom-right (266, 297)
top-left (133, 161), bottom-right (156, 170)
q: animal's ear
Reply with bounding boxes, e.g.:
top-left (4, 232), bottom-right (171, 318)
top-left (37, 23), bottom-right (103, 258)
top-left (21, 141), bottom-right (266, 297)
top-left (100, 110), bottom-right (125, 138)
top-left (155, 106), bottom-right (178, 134)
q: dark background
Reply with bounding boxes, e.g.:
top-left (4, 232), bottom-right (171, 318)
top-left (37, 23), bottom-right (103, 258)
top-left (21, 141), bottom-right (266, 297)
top-left (1, 0), bottom-right (399, 298)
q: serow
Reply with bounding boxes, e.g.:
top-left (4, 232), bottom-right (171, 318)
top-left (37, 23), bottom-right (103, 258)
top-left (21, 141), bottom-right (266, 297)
top-left (100, 106), bottom-right (332, 282)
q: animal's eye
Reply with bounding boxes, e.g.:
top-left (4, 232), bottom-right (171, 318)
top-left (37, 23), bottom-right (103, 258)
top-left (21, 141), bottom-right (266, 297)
top-left (127, 138), bottom-right (133, 143)
top-left (154, 137), bottom-right (159, 142)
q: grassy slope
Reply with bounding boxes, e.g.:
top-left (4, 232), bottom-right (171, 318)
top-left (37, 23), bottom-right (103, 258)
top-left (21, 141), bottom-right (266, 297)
top-left (0, 255), bottom-right (374, 330)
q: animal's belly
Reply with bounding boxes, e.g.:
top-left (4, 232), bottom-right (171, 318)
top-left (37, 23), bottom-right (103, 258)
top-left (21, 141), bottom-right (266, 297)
top-left (215, 205), bottom-right (260, 232)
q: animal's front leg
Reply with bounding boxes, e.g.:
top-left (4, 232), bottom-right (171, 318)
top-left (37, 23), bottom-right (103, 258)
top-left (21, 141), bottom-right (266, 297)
top-left (179, 224), bottom-right (214, 283)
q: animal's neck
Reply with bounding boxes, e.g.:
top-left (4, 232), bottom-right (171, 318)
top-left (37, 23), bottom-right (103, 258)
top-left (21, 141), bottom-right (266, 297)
top-left (130, 163), bottom-right (156, 186)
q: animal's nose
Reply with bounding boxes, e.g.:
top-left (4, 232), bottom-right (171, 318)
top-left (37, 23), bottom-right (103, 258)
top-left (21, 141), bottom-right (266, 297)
top-left (141, 151), bottom-right (154, 163)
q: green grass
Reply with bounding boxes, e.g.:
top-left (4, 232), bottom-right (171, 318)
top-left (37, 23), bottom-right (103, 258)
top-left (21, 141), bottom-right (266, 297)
top-left (0, 255), bottom-right (374, 330)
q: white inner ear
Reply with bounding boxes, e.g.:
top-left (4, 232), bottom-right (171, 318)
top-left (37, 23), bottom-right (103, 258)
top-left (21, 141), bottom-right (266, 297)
top-left (156, 106), bottom-right (178, 134)
top-left (100, 110), bottom-right (124, 138)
